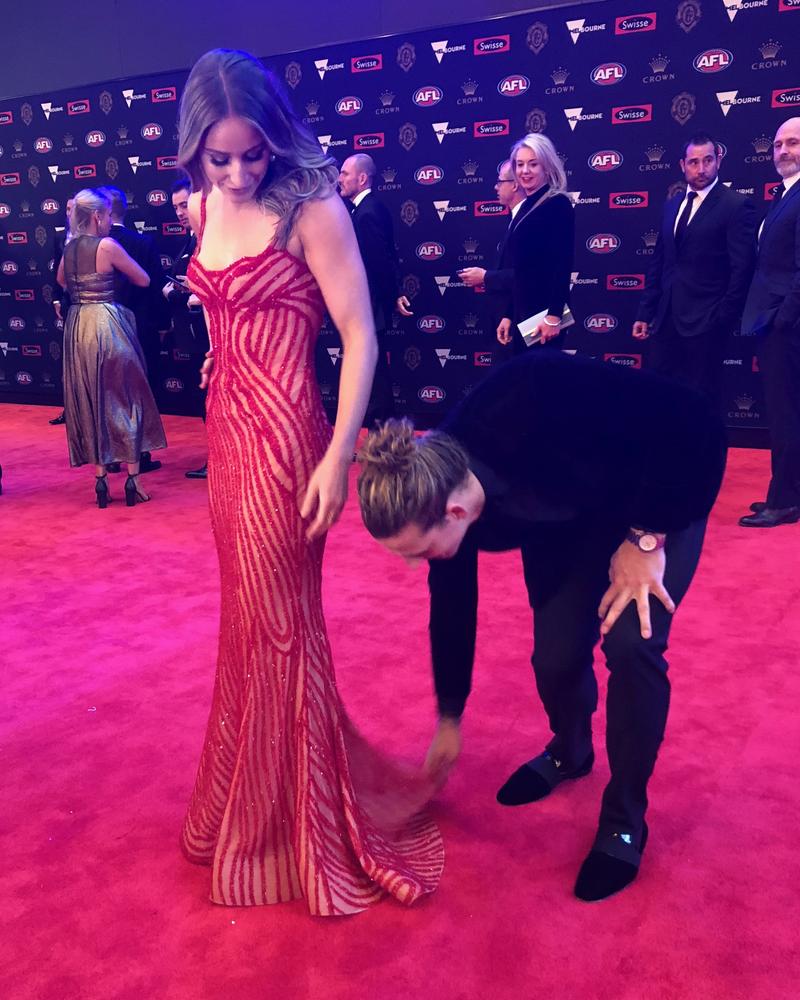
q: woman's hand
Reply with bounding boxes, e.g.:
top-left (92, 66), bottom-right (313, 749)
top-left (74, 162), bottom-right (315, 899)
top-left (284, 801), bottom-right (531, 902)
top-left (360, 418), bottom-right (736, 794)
top-left (598, 541), bottom-right (675, 640)
top-left (199, 350), bottom-right (214, 390)
top-left (535, 315), bottom-right (562, 344)
top-left (424, 717), bottom-right (462, 787)
top-left (497, 317), bottom-right (513, 345)
top-left (458, 267), bottom-right (487, 288)
top-left (300, 450), bottom-right (350, 541)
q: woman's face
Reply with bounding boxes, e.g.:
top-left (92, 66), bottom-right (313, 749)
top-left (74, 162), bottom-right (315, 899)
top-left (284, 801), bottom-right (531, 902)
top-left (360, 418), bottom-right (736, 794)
top-left (513, 145), bottom-right (547, 196)
top-left (201, 116), bottom-right (270, 203)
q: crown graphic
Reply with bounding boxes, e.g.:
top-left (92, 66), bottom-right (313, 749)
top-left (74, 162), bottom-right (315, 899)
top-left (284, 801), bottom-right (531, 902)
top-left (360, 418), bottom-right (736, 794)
top-left (550, 67), bottom-right (570, 85)
top-left (752, 134), bottom-right (773, 154)
top-left (461, 79), bottom-right (478, 96)
top-left (649, 54), bottom-right (670, 73)
top-left (463, 237), bottom-right (478, 254)
top-left (63, 133), bottom-right (74, 146)
top-left (463, 312), bottom-right (478, 329)
top-left (642, 229), bottom-right (659, 248)
top-left (13, 140), bottom-right (22, 152)
top-left (21, 200), bottom-right (30, 212)
top-left (645, 145), bottom-right (666, 162)
top-left (305, 100), bottom-right (320, 115)
top-left (117, 125), bottom-right (129, 139)
top-left (382, 167), bottom-right (397, 182)
top-left (735, 394), bottom-right (754, 410)
top-left (462, 159), bottom-right (479, 176)
top-left (759, 39), bottom-right (781, 59)
top-left (379, 91), bottom-right (395, 106)
top-left (27, 259), bottom-right (37, 270)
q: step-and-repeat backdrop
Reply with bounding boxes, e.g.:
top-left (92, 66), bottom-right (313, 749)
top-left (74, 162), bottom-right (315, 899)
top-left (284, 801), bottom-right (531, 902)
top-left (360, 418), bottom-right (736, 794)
top-left (1, 0), bottom-right (798, 427)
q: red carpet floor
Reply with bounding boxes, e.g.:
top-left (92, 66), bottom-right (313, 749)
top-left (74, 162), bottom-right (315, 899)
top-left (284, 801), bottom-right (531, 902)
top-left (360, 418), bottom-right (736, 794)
top-left (1, 404), bottom-right (798, 1000)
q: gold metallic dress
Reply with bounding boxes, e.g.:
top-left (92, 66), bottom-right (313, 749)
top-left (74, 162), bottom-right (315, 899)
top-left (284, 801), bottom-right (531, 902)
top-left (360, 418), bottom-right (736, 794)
top-left (62, 234), bottom-right (166, 467)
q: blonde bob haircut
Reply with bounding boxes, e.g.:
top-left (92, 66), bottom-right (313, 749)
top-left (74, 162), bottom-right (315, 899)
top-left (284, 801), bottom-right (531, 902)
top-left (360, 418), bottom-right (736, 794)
top-left (177, 48), bottom-right (339, 245)
top-left (510, 132), bottom-right (567, 195)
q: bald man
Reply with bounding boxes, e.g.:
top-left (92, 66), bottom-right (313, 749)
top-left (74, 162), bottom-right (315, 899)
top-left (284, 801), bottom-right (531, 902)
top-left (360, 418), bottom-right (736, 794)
top-left (740, 118), bottom-right (800, 528)
top-left (339, 154), bottom-right (409, 423)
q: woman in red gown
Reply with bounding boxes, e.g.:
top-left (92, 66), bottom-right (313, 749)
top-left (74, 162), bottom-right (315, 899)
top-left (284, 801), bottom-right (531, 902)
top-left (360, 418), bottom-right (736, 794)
top-left (177, 49), bottom-right (443, 915)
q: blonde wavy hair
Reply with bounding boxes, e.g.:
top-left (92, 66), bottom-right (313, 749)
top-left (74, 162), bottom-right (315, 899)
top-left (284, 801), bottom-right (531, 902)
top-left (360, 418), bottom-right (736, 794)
top-left (510, 132), bottom-right (567, 195)
top-left (68, 188), bottom-right (110, 236)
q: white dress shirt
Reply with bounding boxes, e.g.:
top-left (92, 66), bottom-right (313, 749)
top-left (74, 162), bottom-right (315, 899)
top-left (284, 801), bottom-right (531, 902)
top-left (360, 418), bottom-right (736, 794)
top-left (673, 177), bottom-right (718, 235)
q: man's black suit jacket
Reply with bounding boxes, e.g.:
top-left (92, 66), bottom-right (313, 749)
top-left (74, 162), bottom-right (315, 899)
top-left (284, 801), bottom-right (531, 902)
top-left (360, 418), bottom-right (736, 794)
top-left (637, 182), bottom-right (757, 338)
top-left (741, 179), bottom-right (800, 337)
top-left (109, 223), bottom-right (170, 339)
top-left (350, 192), bottom-right (400, 330)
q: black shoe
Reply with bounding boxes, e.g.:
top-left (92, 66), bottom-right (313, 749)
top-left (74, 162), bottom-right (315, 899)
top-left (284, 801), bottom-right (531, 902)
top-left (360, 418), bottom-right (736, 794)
top-left (139, 452), bottom-right (162, 474)
top-left (124, 474), bottom-right (150, 506)
top-left (739, 506), bottom-right (800, 528)
top-left (497, 749), bottom-right (594, 806)
top-left (49, 412), bottom-right (66, 425)
top-left (106, 462), bottom-right (122, 474)
top-left (95, 475), bottom-right (111, 509)
top-left (749, 501), bottom-right (767, 513)
top-left (574, 822), bottom-right (649, 902)
top-left (185, 462), bottom-right (207, 479)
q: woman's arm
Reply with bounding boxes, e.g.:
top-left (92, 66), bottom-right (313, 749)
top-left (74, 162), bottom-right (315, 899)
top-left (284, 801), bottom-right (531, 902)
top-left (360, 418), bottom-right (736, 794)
top-left (101, 238), bottom-right (150, 287)
top-left (56, 256), bottom-right (66, 289)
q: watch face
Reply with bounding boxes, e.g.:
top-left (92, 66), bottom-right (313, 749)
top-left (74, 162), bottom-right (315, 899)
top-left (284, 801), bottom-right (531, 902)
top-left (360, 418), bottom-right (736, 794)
top-left (639, 533), bottom-right (658, 552)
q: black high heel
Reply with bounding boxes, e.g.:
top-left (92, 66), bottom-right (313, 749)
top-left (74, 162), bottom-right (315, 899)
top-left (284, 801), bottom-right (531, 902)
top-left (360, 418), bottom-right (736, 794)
top-left (124, 474), bottom-right (150, 506)
top-left (95, 474), bottom-right (110, 509)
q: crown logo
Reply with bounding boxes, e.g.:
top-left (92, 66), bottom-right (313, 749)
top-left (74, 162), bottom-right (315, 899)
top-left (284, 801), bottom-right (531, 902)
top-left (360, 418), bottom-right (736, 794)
top-left (379, 91), bottom-right (395, 107)
top-left (759, 39), bottom-right (781, 59)
top-left (645, 145), bottom-right (666, 163)
top-left (642, 229), bottom-right (659, 248)
top-left (117, 125), bottom-right (128, 139)
top-left (13, 139), bottom-right (22, 152)
top-left (63, 132), bottom-right (74, 147)
top-left (27, 258), bottom-right (37, 271)
top-left (649, 54), bottom-right (670, 73)
top-left (461, 79), bottom-right (478, 96)
top-left (735, 394), bottom-right (754, 411)
top-left (381, 167), bottom-right (397, 182)
top-left (305, 100), bottom-right (320, 115)
top-left (462, 159), bottom-right (479, 177)
top-left (463, 312), bottom-right (478, 329)
top-left (463, 237), bottom-right (479, 254)
top-left (752, 135), bottom-right (772, 154)
top-left (21, 200), bottom-right (30, 212)
top-left (550, 67), bottom-right (570, 85)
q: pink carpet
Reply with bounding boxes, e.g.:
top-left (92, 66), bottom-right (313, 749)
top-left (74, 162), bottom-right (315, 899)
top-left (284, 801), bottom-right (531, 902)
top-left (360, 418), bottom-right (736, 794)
top-left (1, 403), bottom-right (798, 1000)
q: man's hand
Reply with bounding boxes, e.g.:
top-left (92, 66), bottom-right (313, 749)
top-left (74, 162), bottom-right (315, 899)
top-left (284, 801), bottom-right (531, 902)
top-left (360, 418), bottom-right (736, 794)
top-left (497, 317), bottom-right (513, 345)
top-left (53, 301), bottom-right (63, 322)
top-left (632, 321), bottom-right (649, 340)
top-left (424, 717), bottom-right (462, 787)
top-left (458, 267), bottom-right (486, 289)
top-left (598, 540), bottom-right (674, 640)
top-left (396, 295), bottom-right (413, 317)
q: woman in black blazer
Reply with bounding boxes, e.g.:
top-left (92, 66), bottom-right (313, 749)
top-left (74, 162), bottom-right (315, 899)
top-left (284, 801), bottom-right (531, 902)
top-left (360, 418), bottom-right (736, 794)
top-left (498, 132), bottom-right (575, 353)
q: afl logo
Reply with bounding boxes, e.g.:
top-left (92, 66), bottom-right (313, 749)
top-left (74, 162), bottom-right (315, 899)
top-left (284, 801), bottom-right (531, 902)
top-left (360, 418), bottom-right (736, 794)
top-left (2, 261), bottom-right (18, 275)
top-left (41, 198), bottom-right (60, 214)
top-left (0, 203), bottom-right (11, 217)
top-left (498, 75), bottom-right (529, 97)
top-left (147, 190), bottom-right (167, 206)
top-left (416, 241), bottom-right (445, 260)
top-left (413, 86), bottom-right (443, 107)
top-left (589, 150), bottom-right (623, 171)
top-left (417, 314), bottom-right (446, 332)
top-left (415, 165), bottom-right (444, 185)
top-left (141, 123), bottom-right (163, 140)
top-left (335, 96), bottom-right (363, 116)
top-left (16, 371), bottom-right (33, 385)
top-left (591, 63), bottom-right (626, 86)
top-left (587, 234), bottom-right (621, 254)
top-left (160, 255), bottom-right (173, 269)
top-left (612, 105), bottom-right (652, 124)
top-left (418, 386), bottom-right (446, 403)
top-left (584, 313), bottom-right (618, 332)
top-left (85, 130), bottom-right (106, 147)
top-left (34, 137), bottom-right (53, 153)
top-left (9, 315), bottom-right (25, 329)
top-left (693, 49), bottom-right (733, 73)
top-left (164, 377), bottom-right (184, 392)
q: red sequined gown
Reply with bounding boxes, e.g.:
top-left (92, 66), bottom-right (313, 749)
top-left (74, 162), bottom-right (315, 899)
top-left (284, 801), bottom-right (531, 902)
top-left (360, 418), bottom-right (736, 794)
top-left (180, 198), bottom-right (443, 915)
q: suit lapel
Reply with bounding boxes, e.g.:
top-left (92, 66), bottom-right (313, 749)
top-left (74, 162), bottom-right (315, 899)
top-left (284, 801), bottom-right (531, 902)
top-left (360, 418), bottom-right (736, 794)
top-left (665, 196), bottom-right (682, 252)
top-left (761, 178), bottom-right (800, 239)
top-left (685, 181), bottom-right (723, 234)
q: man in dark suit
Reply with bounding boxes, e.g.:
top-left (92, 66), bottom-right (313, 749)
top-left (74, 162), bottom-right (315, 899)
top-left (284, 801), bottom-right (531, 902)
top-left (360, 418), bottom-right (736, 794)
top-left (633, 132), bottom-right (757, 405)
top-left (358, 351), bottom-right (726, 901)
top-left (739, 118), bottom-right (800, 528)
top-left (338, 154), bottom-right (409, 423)
top-left (100, 186), bottom-right (170, 472)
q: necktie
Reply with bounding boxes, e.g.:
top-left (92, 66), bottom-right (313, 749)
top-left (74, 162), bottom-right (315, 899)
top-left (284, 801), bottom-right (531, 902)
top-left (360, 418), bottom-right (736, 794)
top-left (674, 191), bottom-right (698, 245)
top-left (771, 182), bottom-right (785, 205)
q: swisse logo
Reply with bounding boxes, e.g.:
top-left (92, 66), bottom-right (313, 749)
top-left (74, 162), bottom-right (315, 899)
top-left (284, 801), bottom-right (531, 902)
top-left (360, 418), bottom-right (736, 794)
top-left (772, 88), bottom-right (800, 108)
top-left (15, 289), bottom-right (34, 301)
top-left (413, 86), bottom-right (444, 107)
top-left (16, 371), bottom-right (33, 385)
top-left (336, 96), bottom-right (363, 116)
top-left (0, 111), bottom-right (13, 125)
top-left (474, 119), bottom-right (509, 137)
top-left (418, 385), bottom-right (445, 403)
top-left (0, 203), bottom-right (10, 217)
top-left (164, 377), bottom-right (184, 392)
top-left (2, 261), bottom-right (18, 275)
top-left (498, 75), bottom-right (530, 97)
top-left (415, 165), bottom-right (444, 185)
top-left (141, 123), bottom-right (163, 140)
top-left (474, 351), bottom-right (493, 366)
top-left (607, 274), bottom-right (645, 290)
top-left (612, 104), bottom-right (653, 123)
top-left (354, 133), bottom-right (384, 149)
top-left (587, 233), bottom-right (621, 253)
top-left (474, 35), bottom-right (511, 55)
top-left (1, 172), bottom-right (20, 186)
top-left (764, 180), bottom-right (783, 200)
top-left (590, 150), bottom-right (623, 171)
top-left (694, 49), bottom-right (733, 73)
top-left (162, 222), bottom-right (186, 236)
top-left (592, 63), bottom-right (626, 85)
top-left (151, 87), bottom-right (177, 102)
top-left (41, 198), bottom-right (59, 214)
top-left (8, 232), bottom-right (28, 244)
top-left (615, 12), bottom-right (657, 33)
top-left (157, 155), bottom-right (177, 170)
top-left (147, 190), bottom-right (167, 206)
top-left (610, 191), bottom-right (648, 208)
top-left (9, 316), bottom-right (25, 329)
top-left (474, 201), bottom-right (507, 216)
top-left (585, 313), bottom-right (618, 332)
top-left (417, 241), bottom-right (445, 260)
top-left (85, 130), bottom-right (105, 147)
top-left (417, 314), bottom-right (446, 332)
top-left (74, 164), bottom-right (97, 178)
top-left (605, 353), bottom-right (642, 368)
top-left (67, 100), bottom-right (90, 115)
top-left (779, 0), bottom-right (800, 8)
top-left (351, 55), bottom-right (383, 72)
top-left (21, 344), bottom-right (42, 357)
top-left (34, 137), bottom-right (53, 153)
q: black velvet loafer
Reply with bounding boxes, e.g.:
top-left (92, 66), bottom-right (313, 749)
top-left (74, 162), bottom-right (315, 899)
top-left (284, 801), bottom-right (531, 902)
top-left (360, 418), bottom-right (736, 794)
top-left (574, 822), bottom-right (648, 902)
top-left (497, 749), bottom-right (594, 806)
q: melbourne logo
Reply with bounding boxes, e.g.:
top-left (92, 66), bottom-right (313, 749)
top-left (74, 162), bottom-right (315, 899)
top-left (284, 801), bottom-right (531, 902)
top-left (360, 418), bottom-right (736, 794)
top-left (335, 96), bottom-right (363, 116)
top-left (40, 102), bottom-right (64, 120)
top-left (772, 88), bottom-right (800, 108)
top-left (612, 104), bottom-right (653, 123)
top-left (591, 63), bottom-right (627, 85)
top-left (431, 40), bottom-right (467, 63)
top-left (432, 122), bottom-right (468, 143)
top-left (415, 165), bottom-right (444, 185)
top-left (315, 58), bottom-right (345, 80)
top-left (141, 123), bottom-right (163, 140)
top-left (589, 149), bottom-right (623, 171)
top-left (417, 241), bottom-right (445, 260)
top-left (716, 91), bottom-right (762, 115)
top-left (587, 233), bottom-right (621, 253)
top-left (433, 200), bottom-right (467, 221)
top-left (128, 156), bottom-right (153, 174)
top-left (723, 0), bottom-right (770, 22)
top-left (694, 49), bottom-right (733, 72)
top-left (473, 120), bottom-right (509, 138)
top-left (498, 75), bottom-right (530, 97)
top-left (413, 86), bottom-right (444, 107)
top-left (564, 108), bottom-right (604, 131)
top-left (615, 12), bottom-right (657, 32)
top-left (474, 35), bottom-right (511, 55)
top-left (566, 18), bottom-right (607, 43)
